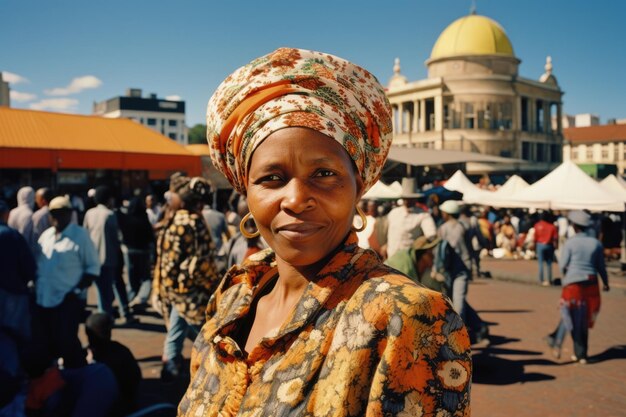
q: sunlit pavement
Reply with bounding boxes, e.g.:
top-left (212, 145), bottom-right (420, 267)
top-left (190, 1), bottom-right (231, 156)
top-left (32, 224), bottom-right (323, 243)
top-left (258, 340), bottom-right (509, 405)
top-left (469, 270), bottom-right (626, 417)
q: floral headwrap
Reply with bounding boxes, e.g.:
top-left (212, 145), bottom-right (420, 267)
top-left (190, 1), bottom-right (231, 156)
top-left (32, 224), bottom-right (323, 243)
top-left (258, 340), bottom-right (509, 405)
top-left (206, 47), bottom-right (393, 194)
top-left (169, 173), bottom-right (211, 206)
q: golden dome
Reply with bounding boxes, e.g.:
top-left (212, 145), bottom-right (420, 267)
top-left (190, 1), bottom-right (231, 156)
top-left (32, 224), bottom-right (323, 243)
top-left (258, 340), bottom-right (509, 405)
top-left (430, 14), bottom-right (515, 60)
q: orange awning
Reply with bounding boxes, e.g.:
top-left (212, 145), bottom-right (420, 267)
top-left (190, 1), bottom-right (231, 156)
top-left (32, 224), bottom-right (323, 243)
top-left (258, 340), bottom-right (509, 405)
top-left (0, 107), bottom-right (201, 176)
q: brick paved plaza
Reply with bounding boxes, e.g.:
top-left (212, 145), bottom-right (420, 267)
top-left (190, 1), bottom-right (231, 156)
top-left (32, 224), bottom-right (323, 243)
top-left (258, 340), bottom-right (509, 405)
top-left (99, 259), bottom-right (626, 416)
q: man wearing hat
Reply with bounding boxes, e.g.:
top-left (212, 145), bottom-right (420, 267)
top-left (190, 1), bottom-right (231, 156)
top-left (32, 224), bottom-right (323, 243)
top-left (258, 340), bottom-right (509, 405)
top-left (438, 199), bottom-right (489, 346)
top-left (544, 210), bottom-right (609, 364)
top-left (386, 178), bottom-right (436, 258)
top-left (35, 196), bottom-right (101, 368)
top-left (385, 235), bottom-right (445, 293)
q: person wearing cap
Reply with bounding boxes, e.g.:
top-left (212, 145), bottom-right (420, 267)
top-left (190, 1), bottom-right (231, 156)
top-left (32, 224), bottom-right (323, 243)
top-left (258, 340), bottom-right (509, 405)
top-left (544, 210), bottom-right (609, 364)
top-left (385, 235), bottom-right (445, 293)
top-left (154, 174), bottom-right (220, 382)
top-left (35, 196), bottom-right (100, 368)
top-left (178, 48), bottom-right (470, 417)
top-left (385, 177), bottom-right (437, 259)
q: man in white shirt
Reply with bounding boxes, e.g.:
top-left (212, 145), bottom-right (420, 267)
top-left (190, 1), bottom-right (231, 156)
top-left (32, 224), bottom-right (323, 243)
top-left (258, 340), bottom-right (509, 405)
top-left (386, 178), bottom-right (436, 258)
top-left (36, 196), bottom-right (100, 368)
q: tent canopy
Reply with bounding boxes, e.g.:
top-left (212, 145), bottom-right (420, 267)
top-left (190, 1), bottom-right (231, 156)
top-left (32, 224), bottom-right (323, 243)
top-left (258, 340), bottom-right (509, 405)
top-left (387, 147), bottom-right (523, 166)
top-left (362, 180), bottom-right (401, 200)
top-left (503, 161), bottom-right (624, 211)
top-left (463, 174), bottom-right (529, 207)
top-left (599, 174), bottom-right (626, 202)
top-left (443, 170), bottom-right (480, 194)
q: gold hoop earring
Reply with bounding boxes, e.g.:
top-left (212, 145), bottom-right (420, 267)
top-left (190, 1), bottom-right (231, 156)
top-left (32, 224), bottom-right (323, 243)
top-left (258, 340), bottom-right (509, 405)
top-left (240, 212), bottom-right (260, 239)
top-left (352, 205), bottom-right (368, 232)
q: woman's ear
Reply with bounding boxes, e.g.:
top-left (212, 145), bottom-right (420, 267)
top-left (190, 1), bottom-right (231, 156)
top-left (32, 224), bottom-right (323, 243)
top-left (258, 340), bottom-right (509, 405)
top-left (355, 175), bottom-right (365, 202)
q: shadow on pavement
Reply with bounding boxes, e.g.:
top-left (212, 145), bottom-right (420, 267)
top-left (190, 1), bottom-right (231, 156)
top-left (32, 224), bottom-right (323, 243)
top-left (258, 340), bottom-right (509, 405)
top-left (589, 345), bottom-right (626, 364)
top-left (135, 359), bottom-right (191, 412)
top-left (472, 333), bottom-right (558, 385)
top-left (476, 309), bottom-right (532, 314)
top-left (472, 352), bottom-right (557, 385)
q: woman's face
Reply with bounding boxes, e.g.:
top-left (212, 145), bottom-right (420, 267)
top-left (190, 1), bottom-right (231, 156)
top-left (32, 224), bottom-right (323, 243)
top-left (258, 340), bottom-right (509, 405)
top-left (247, 127), bottom-right (363, 268)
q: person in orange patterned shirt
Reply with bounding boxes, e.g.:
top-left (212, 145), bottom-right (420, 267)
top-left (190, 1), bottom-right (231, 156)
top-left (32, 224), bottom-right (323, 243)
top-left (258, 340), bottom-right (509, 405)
top-left (178, 48), bottom-right (471, 417)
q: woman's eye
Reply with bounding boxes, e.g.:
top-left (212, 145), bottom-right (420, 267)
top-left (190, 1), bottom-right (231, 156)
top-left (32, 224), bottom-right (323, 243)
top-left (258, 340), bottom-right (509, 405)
top-left (261, 174), bottom-right (282, 182)
top-left (314, 169), bottom-right (335, 178)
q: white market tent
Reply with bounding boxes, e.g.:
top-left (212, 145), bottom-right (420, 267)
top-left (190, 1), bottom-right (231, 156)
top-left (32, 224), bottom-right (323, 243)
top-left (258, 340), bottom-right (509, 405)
top-left (443, 170), bottom-right (481, 194)
top-left (503, 161), bottom-right (624, 212)
top-left (599, 174), bottom-right (626, 202)
top-left (463, 175), bottom-right (530, 207)
top-left (362, 180), bottom-right (401, 200)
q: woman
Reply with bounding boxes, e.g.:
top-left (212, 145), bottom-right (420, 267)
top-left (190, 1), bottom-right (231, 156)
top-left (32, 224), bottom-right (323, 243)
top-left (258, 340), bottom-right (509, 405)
top-left (544, 210), bottom-right (610, 364)
top-left (179, 48), bottom-right (471, 416)
top-left (153, 174), bottom-right (220, 381)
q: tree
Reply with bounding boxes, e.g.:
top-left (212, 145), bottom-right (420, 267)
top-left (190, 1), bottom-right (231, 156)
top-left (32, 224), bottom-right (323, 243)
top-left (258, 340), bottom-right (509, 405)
top-left (188, 124), bottom-right (207, 144)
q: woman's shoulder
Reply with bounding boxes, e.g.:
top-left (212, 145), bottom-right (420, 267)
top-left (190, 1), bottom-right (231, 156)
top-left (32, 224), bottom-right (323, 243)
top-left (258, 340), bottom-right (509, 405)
top-left (350, 265), bottom-right (454, 322)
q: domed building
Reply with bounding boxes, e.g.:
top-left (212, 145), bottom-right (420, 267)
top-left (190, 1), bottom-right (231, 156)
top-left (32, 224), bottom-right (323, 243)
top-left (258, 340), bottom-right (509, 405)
top-left (387, 12), bottom-right (563, 175)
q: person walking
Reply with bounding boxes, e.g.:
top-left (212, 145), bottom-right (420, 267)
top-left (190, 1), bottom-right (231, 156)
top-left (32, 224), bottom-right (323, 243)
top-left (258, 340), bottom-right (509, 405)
top-left (202, 200), bottom-right (231, 275)
top-left (153, 175), bottom-right (220, 382)
top-left (83, 186), bottom-right (133, 322)
top-left (32, 187), bottom-right (53, 243)
top-left (534, 211), bottom-right (559, 286)
top-left (438, 200), bottom-right (489, 345)
top-left (117, 196), bottom-right (155, 309)
top-left (544, 210), bottom-right (609, 364)
top-left (8, 186), bottom-right (36, 253)
top-left (35, 196), bottom-right (100, 368)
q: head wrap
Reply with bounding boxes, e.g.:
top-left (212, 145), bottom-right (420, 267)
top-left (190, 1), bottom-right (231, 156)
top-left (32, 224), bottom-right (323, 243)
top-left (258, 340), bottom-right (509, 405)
top-left (169, 173), bottom-right (212, 206)
top-left (206, 47), bottom-right (393, 194)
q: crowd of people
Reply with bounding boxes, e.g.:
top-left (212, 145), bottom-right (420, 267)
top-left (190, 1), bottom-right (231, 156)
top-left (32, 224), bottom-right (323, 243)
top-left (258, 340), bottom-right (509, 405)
top-left (0, 179), bottom-right (268, 416)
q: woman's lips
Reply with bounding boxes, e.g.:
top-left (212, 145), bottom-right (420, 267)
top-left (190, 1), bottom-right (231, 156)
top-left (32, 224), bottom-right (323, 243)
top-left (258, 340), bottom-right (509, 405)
top-left (276, 223), bottom-right (324, 241)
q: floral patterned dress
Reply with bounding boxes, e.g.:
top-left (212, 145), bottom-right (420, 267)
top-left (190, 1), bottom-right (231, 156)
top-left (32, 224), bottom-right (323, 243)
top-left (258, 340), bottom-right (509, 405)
top-left (178, 232), bottom-right (471, 416)
top-left (153, 209), bottom-right (219, 326)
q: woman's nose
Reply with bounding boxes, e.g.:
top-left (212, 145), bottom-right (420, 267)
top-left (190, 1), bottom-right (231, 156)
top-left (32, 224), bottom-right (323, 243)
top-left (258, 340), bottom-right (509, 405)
top-left (280, 178), bottom-right (315, 214)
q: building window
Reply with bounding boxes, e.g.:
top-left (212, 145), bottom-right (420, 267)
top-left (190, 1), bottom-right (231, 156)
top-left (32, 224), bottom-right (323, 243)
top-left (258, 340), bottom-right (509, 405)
top-left (586, 147), bottom-right (593, 160)
top-left (521, 97), bottom-right (529, 131)
top-left (535, 100), bottom-right (544, 132)
top-left (147, 118), bottom-right (156, 126)
top-left (536, 143), bottom-right (545, 162)
top-left (572, 148), bottom-right (579, 160)
top-left (425, 99), bottom-right (435, 131)
top-left (464, 102), bottom-right (475, 129)
top-left (522, 142), bottom-right (532, 160)
top-left (551, 144), bottom-right (561, 162)
top-left (496, 102), bottom-right (512, 130)
top-left (168, 133), bottom-right (177, 140)
top-left (168, 119), bottom-right (178, 127)
top-left (601, 145), bottom-right (610, 160)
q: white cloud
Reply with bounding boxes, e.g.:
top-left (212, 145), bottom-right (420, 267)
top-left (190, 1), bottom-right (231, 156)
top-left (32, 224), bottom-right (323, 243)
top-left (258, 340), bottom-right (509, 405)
top-left (44, 75), bottom-right (102, 96)
top-left (10, 91), bottom-right (37, 102)
top-left (2, 71), bottom-right (29, 85)
top-left (30, 98), bottom-right (79, 112)
top-left (165, 95), bottom-right (182, 101)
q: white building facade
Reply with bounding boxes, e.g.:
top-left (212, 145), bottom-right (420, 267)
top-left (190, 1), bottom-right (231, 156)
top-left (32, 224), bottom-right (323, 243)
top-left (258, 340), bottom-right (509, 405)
top-left (93, 88), bottom-right (187, 145)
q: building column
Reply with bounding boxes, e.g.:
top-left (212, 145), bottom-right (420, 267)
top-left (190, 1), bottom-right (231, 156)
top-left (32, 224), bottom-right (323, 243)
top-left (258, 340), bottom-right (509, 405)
top-left (434, 96), bottom-right (443, 132)
top-left (413, 100), bottom-right (420, 133)
top-left (419, 99), bottom-right (426, 133)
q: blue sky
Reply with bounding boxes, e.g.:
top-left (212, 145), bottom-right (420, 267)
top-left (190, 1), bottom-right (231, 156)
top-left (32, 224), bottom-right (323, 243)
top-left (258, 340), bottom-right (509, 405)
top-left (3, 0), bottom-right (626, 127)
